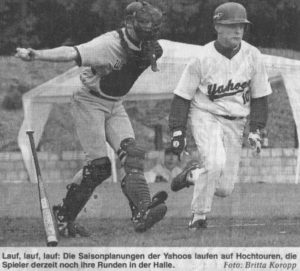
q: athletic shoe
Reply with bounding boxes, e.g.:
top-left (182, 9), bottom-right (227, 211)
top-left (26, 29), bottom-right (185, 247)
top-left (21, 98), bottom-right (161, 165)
top-left (171, 160), bottom-right (201, 192)
top-left (53, 205), bottom-right (90, 237)
top-left (133, 203), bottom-right (167, 233)
top-left (67, 221), bottom-right (91, 237)
top-left (188, 215), bottom-right (208, 230)
top-left (149, 191), bottom-right (168, 209)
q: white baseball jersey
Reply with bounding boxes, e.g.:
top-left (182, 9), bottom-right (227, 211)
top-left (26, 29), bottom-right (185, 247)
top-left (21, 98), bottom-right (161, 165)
top-left (173, 40), bottom-right (272, 217)
top-left (174, 40), bottom-right (272, 117)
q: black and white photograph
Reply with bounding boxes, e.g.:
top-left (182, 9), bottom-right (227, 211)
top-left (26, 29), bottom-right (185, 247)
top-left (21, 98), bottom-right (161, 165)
top-left (0, 0), bottom-right (300, 270)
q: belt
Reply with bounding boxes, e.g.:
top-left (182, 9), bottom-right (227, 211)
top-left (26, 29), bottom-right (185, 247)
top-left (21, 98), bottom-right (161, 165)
top-left (89, 90), bottom-right (120, 102)
top-left (220, 115), bottom-right (244, 120)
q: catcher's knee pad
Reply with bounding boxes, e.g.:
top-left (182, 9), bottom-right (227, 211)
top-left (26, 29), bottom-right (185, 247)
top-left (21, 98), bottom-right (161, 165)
top-left (83, 157), bottom-right (111, 188)
top-left (54, 157), bottom-right (111, 222)
top-left (117, 138), bottom-right (145, 173)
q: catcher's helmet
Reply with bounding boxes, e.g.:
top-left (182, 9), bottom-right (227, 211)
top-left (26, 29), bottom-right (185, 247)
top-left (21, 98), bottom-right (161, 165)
top-left (213, 2), bottom-right (251, 25)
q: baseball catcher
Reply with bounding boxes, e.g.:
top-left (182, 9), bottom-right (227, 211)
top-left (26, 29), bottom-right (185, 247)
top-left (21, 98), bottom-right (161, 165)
top-left (16, 1), bottom-right (167, 236)
top-left (169, 2), bottom-right (272, 230)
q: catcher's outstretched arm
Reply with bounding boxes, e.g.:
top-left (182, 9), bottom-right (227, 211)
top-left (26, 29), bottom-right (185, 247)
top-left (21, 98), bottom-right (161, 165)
top-left (15, 46), bottom-right (78, 62)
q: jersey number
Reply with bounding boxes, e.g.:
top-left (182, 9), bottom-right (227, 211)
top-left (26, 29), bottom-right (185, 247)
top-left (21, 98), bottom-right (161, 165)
top-left (242, 90), bottom-right (250, 104)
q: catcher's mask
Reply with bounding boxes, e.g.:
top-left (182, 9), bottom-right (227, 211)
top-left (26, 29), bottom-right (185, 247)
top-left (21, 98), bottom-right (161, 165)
top-left (125, 1), bottom-right (163, 41)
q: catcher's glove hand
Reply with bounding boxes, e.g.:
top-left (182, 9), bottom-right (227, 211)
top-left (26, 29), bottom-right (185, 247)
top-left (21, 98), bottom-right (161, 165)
top-left (248, 130), bottom-right (262, 154)
top-left (140, 41), bottom-right (162, 71)
top-left (171, 129), bottom-right (186, 156)
top-left (15, 48), bottom-right (36, 61)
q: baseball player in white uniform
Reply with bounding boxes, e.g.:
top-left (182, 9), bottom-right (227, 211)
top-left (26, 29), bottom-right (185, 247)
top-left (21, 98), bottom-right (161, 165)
top-left (169, 2), bottom-right (272, 229)
top-left (16, 1), bottom-right (167, 236)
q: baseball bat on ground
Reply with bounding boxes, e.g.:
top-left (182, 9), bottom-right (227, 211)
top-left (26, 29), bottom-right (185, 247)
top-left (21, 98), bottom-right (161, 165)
top-left (26, 130), bottom-right (58, 247)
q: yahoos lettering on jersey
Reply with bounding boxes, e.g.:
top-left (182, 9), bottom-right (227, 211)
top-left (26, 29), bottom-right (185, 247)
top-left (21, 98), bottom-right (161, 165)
top-left (207, 79), bottom-right (251, 100)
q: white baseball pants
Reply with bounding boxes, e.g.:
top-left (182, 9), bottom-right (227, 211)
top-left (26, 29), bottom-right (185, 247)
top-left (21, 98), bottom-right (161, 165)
top-left (189, 106), bottom-right (246, 215)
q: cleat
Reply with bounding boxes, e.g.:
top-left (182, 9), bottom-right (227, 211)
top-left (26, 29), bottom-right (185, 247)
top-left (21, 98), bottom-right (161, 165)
top-left (53, 205), bottom-right (68, 237)
top-left (53, 205), bottom-right (90, 237)
top-left (171, 160), bottom-right (201, 192)
top-left (188, 215), bottom-right (207, 230)
top-left (133, 203), bottom-right (167, 233)
top-left (67, 221), bottom-right (91, 237)
top-left (149, 191), bottom-right (168, 209)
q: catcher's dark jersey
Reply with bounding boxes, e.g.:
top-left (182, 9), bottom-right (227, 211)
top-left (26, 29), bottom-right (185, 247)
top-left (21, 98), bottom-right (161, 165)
top-left (75, 28), bottom-right (161, 99)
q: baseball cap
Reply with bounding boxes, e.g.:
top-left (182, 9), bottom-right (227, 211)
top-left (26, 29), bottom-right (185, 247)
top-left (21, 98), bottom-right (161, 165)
top-left (165, 146), bottom-right (178, 156)
top-left (213, 2), bottom-right (251, 25)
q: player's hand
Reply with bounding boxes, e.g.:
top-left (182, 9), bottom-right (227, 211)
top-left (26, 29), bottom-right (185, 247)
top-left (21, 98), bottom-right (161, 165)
top-left (171, 129), bottom-right (186, 156)
top-left (15, 48), bottom-right (36, 61)
top-left (248, 130), bottom-right (262, 154)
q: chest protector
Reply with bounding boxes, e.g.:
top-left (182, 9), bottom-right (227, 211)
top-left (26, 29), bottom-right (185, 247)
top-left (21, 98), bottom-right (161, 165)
top-left (99, 29), bottom-right (162, 97)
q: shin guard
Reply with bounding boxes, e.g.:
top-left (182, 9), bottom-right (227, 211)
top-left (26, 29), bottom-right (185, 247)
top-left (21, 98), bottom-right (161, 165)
top-left (54, 157), bottom-right (111, 223)
top-left (121, 172), bottom-right (151, 219)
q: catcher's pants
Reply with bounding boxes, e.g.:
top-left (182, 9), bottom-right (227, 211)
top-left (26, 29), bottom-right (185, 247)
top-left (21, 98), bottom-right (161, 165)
top-left (189, 107), bottom-right (246, 215)
top-left (72, 87), bottom-right (134, 162)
